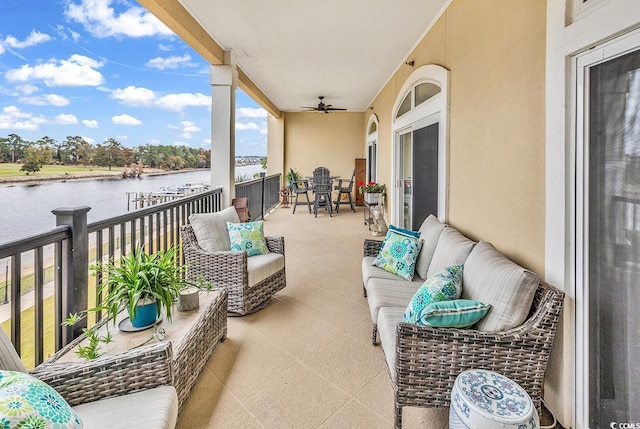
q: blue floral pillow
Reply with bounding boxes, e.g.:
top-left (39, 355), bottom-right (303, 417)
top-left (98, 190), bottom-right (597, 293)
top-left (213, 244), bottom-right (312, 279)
top-left (0, 370), bottom-right (82, 428)
top-left (227, 221), bottom-right (269, 257)
top-left (403, 265), bottom-right (464, 324)
top-left (372, 227), bottom-right (423, 281)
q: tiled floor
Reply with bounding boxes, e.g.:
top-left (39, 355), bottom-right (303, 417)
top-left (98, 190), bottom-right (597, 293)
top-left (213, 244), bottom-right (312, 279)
top-left (176, 204), bottom-right (450, 428)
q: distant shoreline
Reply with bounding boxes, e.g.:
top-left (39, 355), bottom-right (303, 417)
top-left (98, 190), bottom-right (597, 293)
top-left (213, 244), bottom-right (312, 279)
top-left (0, 164), bottom-right (266, 186)
top-left (0, 167), bottom-right (202, 186)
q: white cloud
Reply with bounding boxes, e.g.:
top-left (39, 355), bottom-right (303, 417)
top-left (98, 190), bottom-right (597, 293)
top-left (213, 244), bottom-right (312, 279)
top-left (20, 94), bottom-right (70, 107)
top-left (147, 138), bottom-right (162, 145)
top-left (1, 30), bottom-right (52, 54)
top-left (16, 84), bottom-right (40, 95)
top-left (65, 0), bottom-right (174, 38)
top-left (146, 54), bottom-right (192, 70)
top-left (5, 54), bottom-right (104, 87)
top-left (0, 106), bottom-right (78, 130)
top-left (0, 106), bottom-right (39, 130)
top-left (236, 122), bottom-right (260, 131)
top-left (181, 121), bottom-right (201, 133)
top-left (83, 136), bottom-right (95, 144)
top-left (112, 113), bottom-right (141, 125)
top-left (156, 93), bottom-right (210, 111)
top-left (236, 107), bottom-right (267, 119)
top-left (53, 113), bottom-right (78, 125)
top-left (111, 86), bottom-right (155, 106)
top-left (83, 119), bottom-right (98, 128)
top-left (158, 43), bottom-right (173, 52)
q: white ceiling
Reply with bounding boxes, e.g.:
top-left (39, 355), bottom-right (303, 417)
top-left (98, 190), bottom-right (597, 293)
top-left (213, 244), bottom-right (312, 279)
top-left (178, 0), bottom-right (448, 112)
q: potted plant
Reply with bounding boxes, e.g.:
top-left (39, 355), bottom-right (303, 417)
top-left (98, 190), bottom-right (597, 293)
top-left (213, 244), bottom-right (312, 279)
top-left (95, 244), bottom-right (186, 329)
top-left (358, 181), bottom-right (386, 204)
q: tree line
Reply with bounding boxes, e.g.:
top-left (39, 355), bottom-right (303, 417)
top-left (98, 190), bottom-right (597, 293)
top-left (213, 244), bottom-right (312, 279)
top-left (0, 133), bottom-right (212, 174)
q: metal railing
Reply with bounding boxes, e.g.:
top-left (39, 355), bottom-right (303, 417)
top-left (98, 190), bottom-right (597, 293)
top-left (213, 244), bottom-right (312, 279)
top-left (235, 173), bottom-right (281, 221)
top-left (0, 174), bottom-right (281, 368)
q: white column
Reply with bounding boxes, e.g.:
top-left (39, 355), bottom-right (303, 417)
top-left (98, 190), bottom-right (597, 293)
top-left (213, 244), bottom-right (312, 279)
top-left (210, 52), bottom-right (237, 207)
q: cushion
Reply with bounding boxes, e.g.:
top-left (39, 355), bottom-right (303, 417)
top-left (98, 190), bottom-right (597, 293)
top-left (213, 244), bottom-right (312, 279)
top-left (462, 241), bottom-right (539, 331)
top-left (189, 206), bottom-right (240, 252)
top-left (377, 307), bottom-right (406, 379)
top-left (0, 328), bottom-right (27, 373)
top-left (362, 256), bottom-right (407, 290)
top-left (247, 252), bottom-right (285, 287)
top-left (366, 276), bottom-right (423, 325)
top-left (403, 265), bottom-right (463, 324)
top-left (227, 221), bottom-right (269, 257)
top-left (0, 370), bottom-right (82, 428)
top-left (426, 226), bottom-right (476, 278)
top-left (414, 299), bottom-right (491, 328)
top-left (73, 385), bottom-right (178, 429)
top-left (372, 228), bottom-right (423, 281)
top-left (388, 224), bottom-right (421, 238)
top-left (415, 215), bottom-right (446, 279)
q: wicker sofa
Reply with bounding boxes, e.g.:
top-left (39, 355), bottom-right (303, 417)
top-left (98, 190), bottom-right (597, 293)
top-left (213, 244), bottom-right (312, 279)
top-left (362, 215), bottom-right (565, 428)
top-left (182, 206), bottom-right (286, 316)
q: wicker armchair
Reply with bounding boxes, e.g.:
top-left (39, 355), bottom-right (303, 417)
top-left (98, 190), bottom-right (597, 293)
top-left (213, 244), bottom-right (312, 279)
top-left (181, 224), bottom-right (286, 315)
top-left (363, 239), bottom-right (565, 428)
top-left (0, 327), bottom-right (178, 428)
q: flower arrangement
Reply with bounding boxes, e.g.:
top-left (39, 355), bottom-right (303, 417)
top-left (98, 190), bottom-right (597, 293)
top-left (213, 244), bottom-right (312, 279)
top-left (358, 181), bottom-right (386, 194)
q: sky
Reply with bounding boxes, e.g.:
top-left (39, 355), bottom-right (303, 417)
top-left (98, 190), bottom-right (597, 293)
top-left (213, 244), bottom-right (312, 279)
top-left (0, 0), bottom-right (268, 156)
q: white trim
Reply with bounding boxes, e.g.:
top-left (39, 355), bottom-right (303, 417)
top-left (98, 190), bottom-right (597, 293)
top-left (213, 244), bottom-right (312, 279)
top-left (390, 64), bottom-right (449, 226)
top-left (547, 1), bottom-right (640, 424)
top-left (366, 113), bottom-right (379, 183)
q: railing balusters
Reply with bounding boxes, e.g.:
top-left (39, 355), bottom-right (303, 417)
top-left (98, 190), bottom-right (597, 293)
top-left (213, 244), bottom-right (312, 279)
top-left (0, 178), bottom-right (280, 368)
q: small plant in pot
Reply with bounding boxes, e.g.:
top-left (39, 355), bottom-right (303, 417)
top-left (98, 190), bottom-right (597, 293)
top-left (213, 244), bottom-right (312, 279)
top-left (96, 244), bottom-right (186, 329)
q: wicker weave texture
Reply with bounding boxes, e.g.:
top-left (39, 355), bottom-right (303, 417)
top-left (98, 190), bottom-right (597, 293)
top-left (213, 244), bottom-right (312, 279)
top-left (363, 239), bottom-right (384, 257)
top-left (181, 225), bottom-right (286, 316)
top-left (31, 342), bottom-right (174, 407)
top-left (173, 289), bottom-right (228, 410)
top-left (392, 281), bottom-right (564, 428)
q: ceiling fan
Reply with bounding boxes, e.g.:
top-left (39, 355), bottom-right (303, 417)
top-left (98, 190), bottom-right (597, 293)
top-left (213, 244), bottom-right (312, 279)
top-left (302, 96), bottom-right (347, 113)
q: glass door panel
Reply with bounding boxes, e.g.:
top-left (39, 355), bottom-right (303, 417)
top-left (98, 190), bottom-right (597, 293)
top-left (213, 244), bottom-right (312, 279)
top-left (586, 47), bottom-right (640, 427)
top-left (398, 131), bottom-right (412, 230)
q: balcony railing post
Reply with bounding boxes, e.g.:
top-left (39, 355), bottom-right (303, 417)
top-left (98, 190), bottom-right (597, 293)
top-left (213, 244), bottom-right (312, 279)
top-left (52, 206), bottom-right (91, 344)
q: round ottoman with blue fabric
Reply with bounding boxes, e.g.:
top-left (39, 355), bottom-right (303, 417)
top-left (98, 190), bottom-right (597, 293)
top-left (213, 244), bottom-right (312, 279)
top-left (449, 369), bottom-right (540, 429)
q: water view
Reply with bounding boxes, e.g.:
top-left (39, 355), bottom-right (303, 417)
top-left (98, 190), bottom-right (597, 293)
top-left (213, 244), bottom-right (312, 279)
top-left (0, 164), bottom-right (265, 244)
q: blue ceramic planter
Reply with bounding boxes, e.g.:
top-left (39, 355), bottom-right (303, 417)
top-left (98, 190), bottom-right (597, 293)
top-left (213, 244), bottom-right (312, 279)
top-left (129, 300), bottom-right (158, 328)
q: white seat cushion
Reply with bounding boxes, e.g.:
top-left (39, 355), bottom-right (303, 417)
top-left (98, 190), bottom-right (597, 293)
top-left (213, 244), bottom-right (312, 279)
top-left (366, 277), bottom-right (422, 325)
top-left (189, 206), bottom-right (240, 253)
top-left (462, 241), bottom-right (539, 331)
top-left (247, 252), bottom-right (285, 287)
top-left (73, 386), bottom-right (178, 429)
top-left (377, 307), bottom-right (405, 380)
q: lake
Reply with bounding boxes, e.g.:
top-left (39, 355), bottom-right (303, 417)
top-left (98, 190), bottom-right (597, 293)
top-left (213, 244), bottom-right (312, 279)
top-left (0, 165), bottom-right (265, 244)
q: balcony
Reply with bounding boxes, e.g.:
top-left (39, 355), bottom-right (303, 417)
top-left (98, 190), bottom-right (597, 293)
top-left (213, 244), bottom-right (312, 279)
top-left (175, 206), bottom-right (451, 429)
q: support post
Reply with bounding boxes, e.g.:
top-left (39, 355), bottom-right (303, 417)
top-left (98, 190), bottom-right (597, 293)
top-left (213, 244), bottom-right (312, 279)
top-left (210, 51), bottom-right (237, 208)
top-left (52, 206), bottom-right (91, 344)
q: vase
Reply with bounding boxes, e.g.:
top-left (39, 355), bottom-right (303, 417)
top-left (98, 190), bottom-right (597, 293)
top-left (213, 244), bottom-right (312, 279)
top-left (364, 192), bottom-right (381, 204)
top-left (128, 299), bottom-right (158, 328)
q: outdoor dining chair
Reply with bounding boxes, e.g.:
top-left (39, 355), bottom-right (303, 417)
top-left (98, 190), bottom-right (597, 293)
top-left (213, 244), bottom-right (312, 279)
top-left (334, 169), bottom-right (356, 213)
top-left (312, 166), bottom-right (333, 217)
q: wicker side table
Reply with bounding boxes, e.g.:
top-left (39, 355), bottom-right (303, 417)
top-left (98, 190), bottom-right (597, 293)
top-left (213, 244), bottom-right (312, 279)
top-left (47, 289), bottom-right (228, 412)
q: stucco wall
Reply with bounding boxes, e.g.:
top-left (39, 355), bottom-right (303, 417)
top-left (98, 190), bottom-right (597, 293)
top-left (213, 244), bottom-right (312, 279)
top-left (283, 112), bottom-right (365, 180)
top-left (367, 0), bottom-right (546, 276)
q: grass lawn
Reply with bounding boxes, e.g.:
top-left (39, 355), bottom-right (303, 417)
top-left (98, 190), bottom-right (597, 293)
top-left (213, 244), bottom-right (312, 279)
top-left (0, 163), bottom-right (114, 178)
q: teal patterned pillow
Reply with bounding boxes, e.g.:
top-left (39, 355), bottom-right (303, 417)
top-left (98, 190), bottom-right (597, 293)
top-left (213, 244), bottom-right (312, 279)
top-left (403, 265), bottom-right (464, 324)
top-left (0, 370), bottom-right (82, 428)
top-left (372, 229), bottom-right (423, 281)
top-left (227, 221), bottom-right (269, 257)
top-left (417, 299), bottom-right (491, 328)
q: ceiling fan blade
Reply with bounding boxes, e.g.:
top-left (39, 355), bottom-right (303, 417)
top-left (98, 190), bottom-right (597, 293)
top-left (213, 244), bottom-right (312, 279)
top-left (326, 107), bottom-right (347, 111)
top-left (301, 106), bottom-right (319, 110)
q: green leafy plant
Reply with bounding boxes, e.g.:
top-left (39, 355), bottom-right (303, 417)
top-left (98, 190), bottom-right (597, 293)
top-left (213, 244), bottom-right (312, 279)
top-left (94, 244), bottom-right (188, 325)
top-left (63, 313), bottom-right (113, 360)
top-left (285, 169), bottom-right (301, 183)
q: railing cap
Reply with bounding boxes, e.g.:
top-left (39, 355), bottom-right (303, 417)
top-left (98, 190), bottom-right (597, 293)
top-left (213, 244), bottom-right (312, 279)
top-left (51, 206), bottom-right (92, 216)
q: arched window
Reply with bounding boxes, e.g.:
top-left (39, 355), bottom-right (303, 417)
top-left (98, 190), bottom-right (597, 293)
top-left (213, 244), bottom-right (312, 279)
top-left (366, 114), bottom-right (379, 184)
top-left (391, 65), bottom-right (449, 229)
